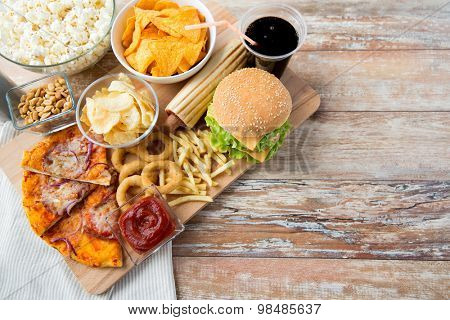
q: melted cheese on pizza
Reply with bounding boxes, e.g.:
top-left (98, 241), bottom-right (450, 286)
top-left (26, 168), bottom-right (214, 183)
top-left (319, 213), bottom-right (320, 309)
top-left (41, 177), bottom-right (92, 216)
top-left (83, 193), bottom-right (119, 239)
top-left (42, 211), bottom-right (122, 268)
top-left (22, 172), bottom-right (93, 236)
top-left (43, 136), bottom-right (90, 179)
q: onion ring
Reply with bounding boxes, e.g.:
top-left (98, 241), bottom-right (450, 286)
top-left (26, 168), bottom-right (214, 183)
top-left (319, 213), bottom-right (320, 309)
top-left (119, 160), bottom-right (146, 184)
top-left (141, 160), bottom-right (182, 194)
top-left (128, 132), bottom-right (172, 162)
top-left (111, 149), bottom-right (126, 172)
top-left (116, 175), bottom-right (144, 210)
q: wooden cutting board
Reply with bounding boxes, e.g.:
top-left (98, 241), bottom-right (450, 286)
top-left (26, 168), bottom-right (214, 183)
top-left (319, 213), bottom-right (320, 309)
top-left (0, 0), bottom-right (320, 294)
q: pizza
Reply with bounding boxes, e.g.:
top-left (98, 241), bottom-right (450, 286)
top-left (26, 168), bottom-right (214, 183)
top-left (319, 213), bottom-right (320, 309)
top-left (82, 182), bottom-right (120, 240)
top-left (42, 209), bottom-right (122, 268)
top-left (21, 126), bottom-right (124, 268)
top-left (21, 126), bottom-right (111, 186)
top-left (22, 171), bottom-right (95, 236)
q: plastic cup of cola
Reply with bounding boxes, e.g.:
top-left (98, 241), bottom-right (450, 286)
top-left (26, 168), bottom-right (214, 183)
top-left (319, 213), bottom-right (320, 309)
top-left (239, 4), bottom-right (307, 78)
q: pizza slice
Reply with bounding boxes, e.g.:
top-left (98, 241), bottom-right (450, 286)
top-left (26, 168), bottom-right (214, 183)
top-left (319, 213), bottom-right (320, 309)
top-left (42, 209), bottom-right (123, 268)
top-left (21, 126), bottom-right (111, 186)
top-left (22, 171), bottom-right (95, 236)
top-left (82, 184), bottom-right (120, 240)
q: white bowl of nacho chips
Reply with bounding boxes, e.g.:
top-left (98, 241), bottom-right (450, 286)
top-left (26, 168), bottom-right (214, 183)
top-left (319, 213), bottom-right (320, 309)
top-left (111, 0), bottom-right (216, 84)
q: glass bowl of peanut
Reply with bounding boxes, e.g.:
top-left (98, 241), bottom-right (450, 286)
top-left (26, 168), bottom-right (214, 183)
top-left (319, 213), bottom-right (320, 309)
top-left (6, 73), bottom-right (75, 135)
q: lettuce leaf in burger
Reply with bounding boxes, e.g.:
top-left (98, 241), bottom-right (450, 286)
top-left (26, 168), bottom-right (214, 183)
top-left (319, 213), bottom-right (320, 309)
top-left (205, 68), bottom-right (292, 163)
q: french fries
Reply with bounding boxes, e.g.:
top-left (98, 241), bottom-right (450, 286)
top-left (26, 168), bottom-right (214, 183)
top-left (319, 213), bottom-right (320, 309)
top-left (168, 195), bottom-right (213, 207)
top-left (116, 128), bottom-right (234, 207)
top-left (169, 128), bottom-right (235, 203)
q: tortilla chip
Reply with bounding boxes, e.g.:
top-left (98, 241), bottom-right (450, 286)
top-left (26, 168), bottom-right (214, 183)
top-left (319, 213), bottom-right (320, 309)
top-left (122, 1), bottom-right (208, 76)
top-left (149, 8), bottom-right (201, 42)
top-left (177, 58), bottom-right (191, 73)
top-left (196, 50), bottom-right (206, 63)
top-left (122, 16), bottom-right (136, 48)
top-left (141, 23), bottom-right (160, 39)
top-left (124, 7), bottom-right (159, 56)
top-left (198, 11), bottom-right (205, 23)
top-left (154, 0), bottom-right (179, 10)
top-left (134, 38), bottom-right (155, 73)
top-left (136, 0), bottom-right (157, 10)
top-left (158, 29), bottom-right (168, 37)
top-left (148, 37), bottom-right (186, 76)
top-left (181, 37), bottom-right (204, 65)
top-left (125, 52), bottom-right (139, 70)
top-left (158, 8), bottom-right (180, 17)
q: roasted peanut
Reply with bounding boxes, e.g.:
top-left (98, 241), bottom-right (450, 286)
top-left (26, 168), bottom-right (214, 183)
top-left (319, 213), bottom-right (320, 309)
top-left (17, 77), bottom-right (70, 124)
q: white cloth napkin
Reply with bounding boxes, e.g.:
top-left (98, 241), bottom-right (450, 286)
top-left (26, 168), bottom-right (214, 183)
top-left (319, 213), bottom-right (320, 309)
top-left (0, 121), bottom-right (177, 299)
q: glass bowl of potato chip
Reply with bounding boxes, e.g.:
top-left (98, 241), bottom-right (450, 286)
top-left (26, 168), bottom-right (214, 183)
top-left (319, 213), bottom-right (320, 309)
top-left (111, 0), bottom-right (216, 84)
top-left (76, 73), bottom-right (159, 148)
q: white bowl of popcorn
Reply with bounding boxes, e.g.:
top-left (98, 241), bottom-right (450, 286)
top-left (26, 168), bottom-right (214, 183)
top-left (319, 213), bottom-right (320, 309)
top-left (0, 0), bottom-right (115, 75)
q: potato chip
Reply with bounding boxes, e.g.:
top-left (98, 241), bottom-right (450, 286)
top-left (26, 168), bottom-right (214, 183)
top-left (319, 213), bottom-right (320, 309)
top-left (122, 16), bottom-right (136, 48)
top-left (90, 106), bottom-right (121, 135)
top-left (94, 91), bottom-right (135, 113)
top-left (109, 77), bottom-right (155, 114)
top-left (154, 0), bottom-right (179, 11)
top-left (119, 105), bottom-right (141, 130)
top-left (80, 107), bottom-right (91, 126)
top-left (81, 74), bottom-right (156, 145)
top-left (104, 129), bottom-right (139, 145)
top-left (136, 0), bottom-right (157, 10)
top-left (86, 98), bottom-right (97, 122)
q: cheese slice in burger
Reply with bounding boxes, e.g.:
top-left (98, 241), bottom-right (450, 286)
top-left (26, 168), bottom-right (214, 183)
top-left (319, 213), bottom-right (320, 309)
top-left (205, 68), bottom-right (292, 162)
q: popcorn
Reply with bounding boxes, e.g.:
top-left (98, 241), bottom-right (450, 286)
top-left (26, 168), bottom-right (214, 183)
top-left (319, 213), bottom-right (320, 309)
top-left (0, 0), bottom-right (114, 74)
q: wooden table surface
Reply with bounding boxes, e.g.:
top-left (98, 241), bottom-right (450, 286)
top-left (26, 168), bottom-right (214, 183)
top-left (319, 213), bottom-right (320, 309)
top-left (1, 0), bottom-right (449, 299)
top-left (172, 0), bottom-right (450, 299)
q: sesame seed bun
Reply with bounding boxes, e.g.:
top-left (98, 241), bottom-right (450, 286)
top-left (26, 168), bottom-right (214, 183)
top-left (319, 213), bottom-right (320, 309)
top-left (210, 68), bottom-right (292, 139)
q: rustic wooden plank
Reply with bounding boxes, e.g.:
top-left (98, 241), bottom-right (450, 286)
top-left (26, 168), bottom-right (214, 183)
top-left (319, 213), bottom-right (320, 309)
top-left (173, 257), bottom-right (450, 299)
top-left (290, 50), bottom-right (450, 111)
top-left (70, 50), bottom-right (450, 113)
top-left (221, 0), bottom-right (450, 50)
top-left (7, 49), bottom-right (449, 113)
top-left (241, 112), bottom-right (450, 180)
top-left (173, 180), bottom-right (450, 260)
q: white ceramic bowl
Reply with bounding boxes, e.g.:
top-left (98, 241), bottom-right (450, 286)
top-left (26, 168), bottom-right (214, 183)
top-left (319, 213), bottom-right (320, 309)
top-left (111, 0), bottom-right (216, 84)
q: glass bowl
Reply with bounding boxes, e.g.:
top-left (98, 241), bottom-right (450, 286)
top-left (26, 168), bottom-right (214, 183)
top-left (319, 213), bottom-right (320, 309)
top-left (75, 73), bottom-right (159, 149)
top-left (0, 0), bottom-right (115, 75)
top-left (106, 184), bottom-right (184, 265)
top-left (6, 72), bottom-right (76, 135)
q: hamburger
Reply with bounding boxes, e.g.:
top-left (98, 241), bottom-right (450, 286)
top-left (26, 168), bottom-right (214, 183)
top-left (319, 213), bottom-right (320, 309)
top-left (205, 68), bottom-right (292, 162)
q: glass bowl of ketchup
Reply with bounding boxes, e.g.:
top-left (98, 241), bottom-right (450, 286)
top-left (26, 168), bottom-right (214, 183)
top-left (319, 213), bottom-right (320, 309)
top-left (106, 184), bottom-right (184, 264)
